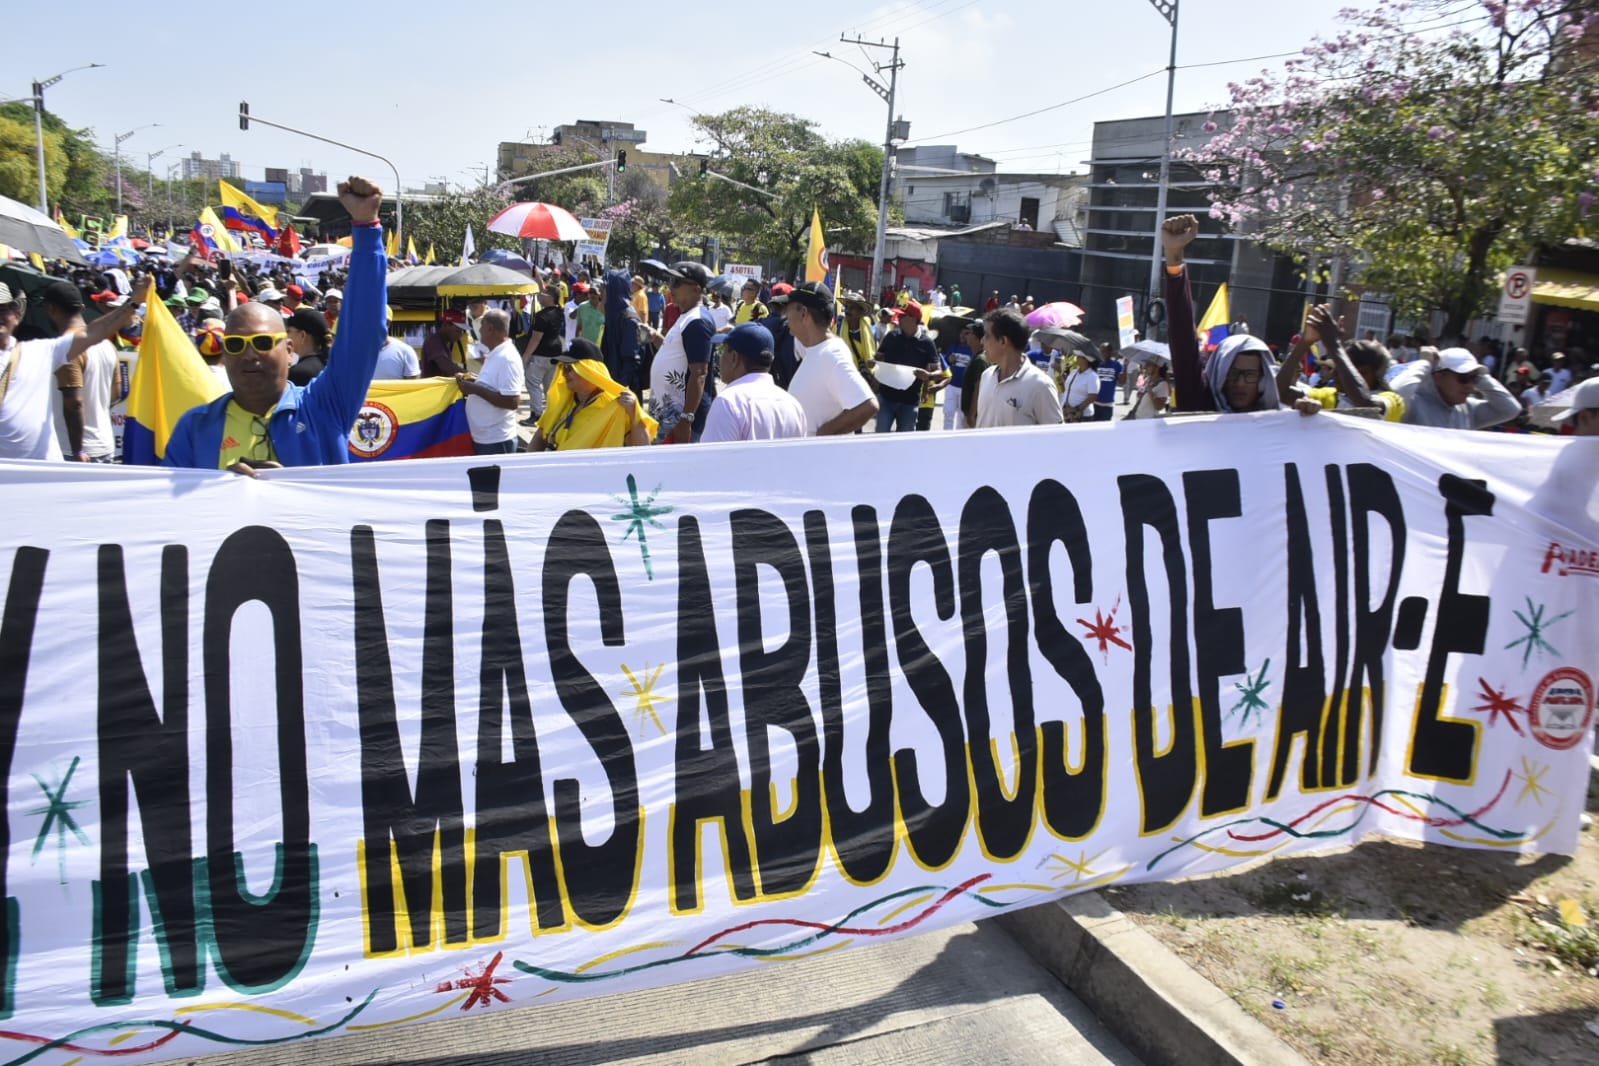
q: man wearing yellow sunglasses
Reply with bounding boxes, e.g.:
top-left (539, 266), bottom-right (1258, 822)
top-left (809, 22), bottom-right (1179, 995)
top-left (163, 176), bottom-right (388, 475)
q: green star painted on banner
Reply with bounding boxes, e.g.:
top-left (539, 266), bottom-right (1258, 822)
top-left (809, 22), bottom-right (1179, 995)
top-left (28, 756), bottom-right (90, 885)
top-left (1228, 659), bottom-right (1273, 729)
top-left (1504, 597), bottom-right (1572, 669)
top-left (610, 474), bottom-right (674, 580)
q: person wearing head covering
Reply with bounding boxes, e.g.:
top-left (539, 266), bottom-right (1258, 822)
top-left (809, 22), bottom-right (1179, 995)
top-left (1160, 214), bottom-right (1281, 414)
top-left (528, 339), bottom-right (654, 452)
top-left (602, 268), bottom-right (643, 392)
top-left (701, 323), bottom-right (807, 443)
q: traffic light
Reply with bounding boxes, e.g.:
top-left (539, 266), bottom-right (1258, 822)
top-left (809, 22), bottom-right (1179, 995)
top-left (616, 150), bottom-right (627, 172)
top-left (699, 157), bottom-right (709, 177)
top-left (239, 102), bottom-right (250, 131)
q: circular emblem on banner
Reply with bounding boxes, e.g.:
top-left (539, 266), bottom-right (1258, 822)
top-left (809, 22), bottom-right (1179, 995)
top-left (818, 247), bottom-right (830, 274)
top-left (349, 401), bottom-right (399, 458)
top-left (198, 223), bottom-right (215, 239)
top-left (1527, 667), bottom-right (1594, 750)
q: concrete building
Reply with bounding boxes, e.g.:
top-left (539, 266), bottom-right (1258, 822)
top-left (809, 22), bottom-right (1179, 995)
top-left (181, 151), bottom-right (241, 181)
top-left (498, 120), bottom-right (704, 196)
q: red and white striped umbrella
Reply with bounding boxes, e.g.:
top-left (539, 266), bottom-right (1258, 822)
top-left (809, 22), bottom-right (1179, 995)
top-left (486, 201), bottom-right (590, 241)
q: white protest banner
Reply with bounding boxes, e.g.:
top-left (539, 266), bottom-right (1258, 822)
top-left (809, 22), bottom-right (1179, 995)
top-left (727, 263), bottom-right (762, 280)
top-left (1, 415), bottom-right (1595, 1061)
top-left (578, 218), bottom-right (614, 247)
top-left (573, 240), bottom-right (608, 265)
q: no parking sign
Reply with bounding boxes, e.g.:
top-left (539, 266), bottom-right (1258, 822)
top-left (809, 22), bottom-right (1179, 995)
top-left (1498, 266), bottom-right (1535, 325)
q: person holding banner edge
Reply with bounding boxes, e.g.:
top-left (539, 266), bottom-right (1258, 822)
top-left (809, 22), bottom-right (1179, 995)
top-left (163, 176), bottom-right (388, 475)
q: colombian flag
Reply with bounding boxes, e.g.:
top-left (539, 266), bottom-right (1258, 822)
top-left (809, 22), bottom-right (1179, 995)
top-left (218, 181), bottom-right (279, 240)
top-left (192, 207), bottom-right (240, 258)
top-left (1197, 282), bottom-right (1230, 349)
top-left (346, 378), bottom-right (472, 462)
top-left (124, 285), bottom-right (227, 464)
top-left (804, 207), bottom-right (829, 283)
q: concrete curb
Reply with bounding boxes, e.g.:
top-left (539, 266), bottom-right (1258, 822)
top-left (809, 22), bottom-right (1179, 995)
top-left (996, 891), bottom-right (1311, 1066)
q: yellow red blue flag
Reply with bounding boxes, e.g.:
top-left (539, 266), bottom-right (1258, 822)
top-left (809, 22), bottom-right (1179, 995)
top-left (124, 287), bottom-right (227, 464)
top-left (218, 181), bottom-right (279, 241)
top-left (346, 378), bottom-right (473, 462)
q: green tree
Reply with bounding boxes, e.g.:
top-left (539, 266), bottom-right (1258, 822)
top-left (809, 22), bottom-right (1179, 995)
top-left (0, 102), bottom-right (114, 219)
top-left (0, 113), bottom-right (67, 207)
top-left (403, 185), bottom-right (524, 262)
top-left (667, 107), bottom-right (885, 276)
top-left (1187, 0), bottom-right (1599, 338)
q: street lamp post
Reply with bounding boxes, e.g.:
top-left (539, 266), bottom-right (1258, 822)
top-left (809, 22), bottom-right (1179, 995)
top-left (166, 162), bottom-right (182, 234)
top-left (1145, 0), bottom-right (1180, 312)
top-left (147, 144), bottom-right (182, 219)
top-left (239, 105), bottom-right (404, 245)
top-left (30, 63), bottom-right (104, 214)
top-left (114, 124), bottom-right (159, 215)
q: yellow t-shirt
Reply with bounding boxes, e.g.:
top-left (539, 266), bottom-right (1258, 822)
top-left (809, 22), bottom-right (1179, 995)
top-left (733, 300), bottom-right (767, 325)
top-left (217, 400), bottom-right (277, 469)
top-left (1307, 386), bottom-right (1405, 422)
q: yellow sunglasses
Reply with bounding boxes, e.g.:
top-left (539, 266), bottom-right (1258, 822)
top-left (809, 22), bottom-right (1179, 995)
top-left (221, 332), bottom-right (286, 356)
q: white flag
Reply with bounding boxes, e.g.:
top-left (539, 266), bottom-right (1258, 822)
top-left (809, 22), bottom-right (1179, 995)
top-left (460, 224), bottom-right (475, 266)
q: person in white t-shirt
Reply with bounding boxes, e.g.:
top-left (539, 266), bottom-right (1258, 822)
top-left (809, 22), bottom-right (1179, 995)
top-left (777, 281), bottom-right (878, 435)
top-left (1, 279), bottom-right (145, 461)
top-left (454, 309), bottom-right (524, 454)
top-left (372, 328), bottom-right (421, 380)
top-left (701, 323), bottom-right (807, 443)
top-left (46, 284), bottom-right (122, 462)
top-left (644, 262), bottom-right (718, 442)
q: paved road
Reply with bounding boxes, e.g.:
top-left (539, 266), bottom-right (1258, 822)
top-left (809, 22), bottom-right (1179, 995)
top-left (179, 921), bottom-right (1140, 1066)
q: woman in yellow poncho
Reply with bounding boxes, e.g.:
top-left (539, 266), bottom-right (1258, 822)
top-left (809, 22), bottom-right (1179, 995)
top-left (528, 338), bottom-right (655, 452)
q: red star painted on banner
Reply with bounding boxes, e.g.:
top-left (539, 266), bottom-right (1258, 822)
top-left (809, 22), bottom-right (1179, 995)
top-left (1471, 678), bottom-right (1525, 736)
top-left (435, 951), bottom-right (512, 1010)
top-left (1078, 598), bottom-right (1133, 661)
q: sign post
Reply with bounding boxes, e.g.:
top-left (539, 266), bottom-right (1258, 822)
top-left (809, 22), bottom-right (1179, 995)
top-left (1498, 266), bottom-right (1536, 326)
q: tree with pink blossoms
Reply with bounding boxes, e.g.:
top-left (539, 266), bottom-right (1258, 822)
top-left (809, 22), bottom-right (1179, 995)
top-left (1184, 0), bottom-right (1599, 337)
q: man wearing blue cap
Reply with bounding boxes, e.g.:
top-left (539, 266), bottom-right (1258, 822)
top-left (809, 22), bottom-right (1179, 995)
top-left (701, 322), bottom-right (808, 443)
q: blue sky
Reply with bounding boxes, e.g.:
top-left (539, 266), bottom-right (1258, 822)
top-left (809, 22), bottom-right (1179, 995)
top-left (10, 0), bottom-right (1428, 194)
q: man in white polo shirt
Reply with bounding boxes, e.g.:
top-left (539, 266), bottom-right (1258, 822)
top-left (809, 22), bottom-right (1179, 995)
top-left (455, 308), bottom-right (524, 454)
top-left (975, 308), bottom-right (1064, 428)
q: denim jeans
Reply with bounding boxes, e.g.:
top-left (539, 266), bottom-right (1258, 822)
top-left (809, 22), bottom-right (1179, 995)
top-left (875, 399), bottom-right (919, 433)
top-left (473, 438), bottom-right (518, 455)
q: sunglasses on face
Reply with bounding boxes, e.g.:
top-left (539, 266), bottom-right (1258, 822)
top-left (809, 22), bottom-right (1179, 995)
top-left (221, 332), bottom-right (286, 356)
top-left (0, 303), bottom-right (23, 317)
top-left (1226, 368), bottom-right (1264, 384)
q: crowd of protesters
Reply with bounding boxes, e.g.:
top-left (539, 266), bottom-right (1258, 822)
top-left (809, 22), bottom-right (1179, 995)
top-left (3, 189), bottom-right (1596, 473)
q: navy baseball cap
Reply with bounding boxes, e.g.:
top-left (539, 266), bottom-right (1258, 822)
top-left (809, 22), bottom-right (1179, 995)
top-left (715, 322), bottom-right (775, 366)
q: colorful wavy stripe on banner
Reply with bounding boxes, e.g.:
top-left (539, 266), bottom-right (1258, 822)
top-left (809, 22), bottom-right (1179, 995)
top-left (348, 378), bottom-right (473, 462)
top-left (123, 289), bottom-right (226, 465)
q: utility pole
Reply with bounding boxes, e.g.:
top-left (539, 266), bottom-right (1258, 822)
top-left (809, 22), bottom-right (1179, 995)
top-left (1145, 0), bottom-right (1180, 314)
top-left (834, 35), bottom-right (903, 302)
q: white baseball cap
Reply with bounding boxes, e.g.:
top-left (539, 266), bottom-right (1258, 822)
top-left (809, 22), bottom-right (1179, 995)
top-left (1552, 377), bottom-right (1599, 424)
top-left (1435, 347), bottom-right (1482, 375)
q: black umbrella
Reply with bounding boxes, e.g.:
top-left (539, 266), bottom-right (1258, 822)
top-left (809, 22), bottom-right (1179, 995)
top-left (0, 193), bottom-right (87, 264)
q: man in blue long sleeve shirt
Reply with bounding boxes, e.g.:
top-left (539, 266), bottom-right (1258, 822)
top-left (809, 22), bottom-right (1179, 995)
top-left (164, 176), bottom-right (389, 474)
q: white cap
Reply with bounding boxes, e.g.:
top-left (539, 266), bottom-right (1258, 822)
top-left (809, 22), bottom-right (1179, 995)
top-left (1552, 378), bottom-right (1599, 424)
top-left (1436, 347), bottom-right (1482, 375)
top-left (254, 287), bottom-right (284, 303)
top-left (324, 288), bottom-right (343, 301)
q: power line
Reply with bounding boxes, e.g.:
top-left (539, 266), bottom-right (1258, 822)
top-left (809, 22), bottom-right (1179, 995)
top-left (903, 69), bottom-right (1168, 145)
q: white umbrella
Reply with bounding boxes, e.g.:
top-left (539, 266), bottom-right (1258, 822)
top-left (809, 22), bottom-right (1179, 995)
top-left (301, 243), bottom-right (351, 260)
top-left (0, 193), bottom-right (87, 264)
top-left (1122, 339), bottom-right (1171, 366)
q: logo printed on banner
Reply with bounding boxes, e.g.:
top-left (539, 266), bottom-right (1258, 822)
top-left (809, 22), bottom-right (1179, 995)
top-left (1540, 541), bottom-right (1599, 578)
top-left (1527, 668), bottom-right (1595, 750)
top-left (349, 401), bottom-right (399, 458)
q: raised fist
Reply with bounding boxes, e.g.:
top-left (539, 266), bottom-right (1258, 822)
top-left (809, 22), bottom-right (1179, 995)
top-left (338, 176), bottom-right (383, 225)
